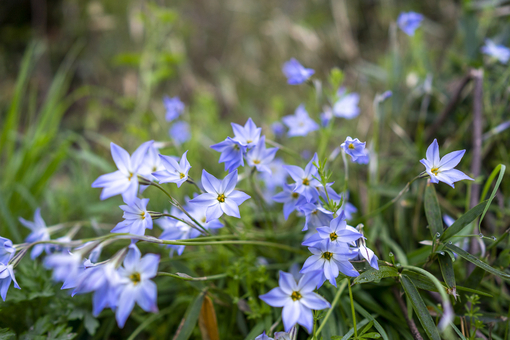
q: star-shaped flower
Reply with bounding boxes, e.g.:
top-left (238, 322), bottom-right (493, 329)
top-left (282, 58), bottom-right (315, 85)
top-left (282, 105), bottom-right (319, 137)
top-left (152, 151), bottom-right (191, 187)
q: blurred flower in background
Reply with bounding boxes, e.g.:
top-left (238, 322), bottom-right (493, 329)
top-left (397, 11), bottom-right (424, 36)
top-left (481, 39), bottom-right (510, 64)
top-left (163, 96), bottom-right (185, 122)
top-left (169, 121), bottom-right (191, 145)
top-left (282, 58), bottom-right (314, 85)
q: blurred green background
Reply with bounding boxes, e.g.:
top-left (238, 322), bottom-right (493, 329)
top-left (1, 0), bottom-right (510, 338)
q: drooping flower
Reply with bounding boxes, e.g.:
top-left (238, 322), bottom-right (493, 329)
top-left (272, 184), bottom-right (307, 220)
top-left (333, 88), bottom-right (360, 119)
top-left (297, 203), bottom-right (334, 231)
top-left (44, 251), bottom-right (82, 284)
top-left (274, 331), bottom-right (294, 340)
top-left (255, 331), bottom-right (273, 340)
top-left (282, 58), bottom-right (315, 85)
top-left (246, 136), bottom-right (278, 174)
top-left (283, 153), bottom-right (321, 203)
top-left (115, 245), bottom-right (160, 328)
top-left (92, 141), bottom-right (153, 204)
top-left (0, 237), bottom-right (15, 265)
top-left (169, 121), bottom-right (191, 145)
top-left (19, 208), bottom-right (51, 259)
top-left (282, 105), bottom-right (319, 137)
top-left (302, 212), bottom-right (363, 246)
top-left (231, 118), bottom-right (262, 148)
top-left (420, 139), bottom-right (473, 188)
top-left (301, 240), bottom-right (359, 287)
top-left (352, 225), bottom-right (379, 270)
top-left (259, 271), bottom-right (331, 333)
top-left (189, 170), bottom-right (251, 222)
top-left (271, 122), bottom-right (285, 137)
top-left (159, 219), bottom-right (201, 257)
top-left (111, 198), bottom-right (153, 236)
top-left (481, 39), bottom-right (510, 64)
top-left (211, 137), bottom-right (247, 172)
top-left (397, 12), bottom-right (424, 36)
top-left (152, 151), bottom-right (191, 187)
top-left (163, 96), bottom-right (185, 122)
top-left (0, 263), bottom-right (20, 301)
top-left (341, 137), bottom-right (366, 163)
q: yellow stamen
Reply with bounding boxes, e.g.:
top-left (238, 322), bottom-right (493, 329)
top-left (302, 178), bottom-right (310, 186)
top-left (291, 291), bottom-right (302, 301)
top-left (330, 232), bottom-right (338, 241)
top-left (130, 272), bottom-right (141, 285)
top-left (180, 173), bottom-right (185, 179)
top-left (291, 192), bottom-right (299, 199)
top-left (431, 167), bottom-right (440, 176)
top-left (348, 144), bottom-right (355, 149)
top-left (217, 194), bottom-right (226, 203)
top-left (253, 160), bottom-right (260, 164)
top-left (321, 251), bottom-right (333, 260)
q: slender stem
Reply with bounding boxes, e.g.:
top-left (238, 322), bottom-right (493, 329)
top-left (157, 272), bottom-right (227, 281)
top-left (341, 149), bottom-right (349, 204)
top-left (352, 175), bottom-right (423, 225)
top-left (265, 139), bottom-right (302, 160)
top-left (347, 278), bottom-right (358, 338)
top-left (315, 279), bottom-right (348, 337)
top-left (186, 176), bottom-right (204, 194)
top-left (150, 181), bottom-right (211, 235)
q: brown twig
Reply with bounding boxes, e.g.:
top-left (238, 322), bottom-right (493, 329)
top-left (393, 287), bottom-right (424, 340)
top-left (425, 72), bottom-right (473, 140)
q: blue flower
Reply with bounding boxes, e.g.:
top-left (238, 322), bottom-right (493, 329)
top-left (420, 139), bottom-right (473, 188)
top-left (152, 151), bottom-right (191, 187)
top-left (231, 118), bottom-right (262, 148)
top-left (333, 88), bottom-right (360, 119)
top-left (111, 198), bottom-right (153, 236)
top-left (255, 332), bottom-right (273, 340)
top-left (355, 149), bottom-right (370, 164)
top-left (259, 271), bottom-right (330, 333)
top-left (272, 184), bottom-right (307, 220)
top-left (302, 212), bottom-right (363, 247)
top-left (282, 105), bottom-right (319, 137)
top-left (19, 208), bottom-right (51, 259)
top-left (163, 96), bottom-right (185, 122)
top-left (341, 137), bottom-right (366, 162)
top-left (246, 136), bottom-right (278, 174)
top-left (271, 122), bottom-right (285, 137)
top-left (282, 58), bottom-right (315, 85)
top-left (320, 107), bottom-right (333, 127)
top-left (189, 170), bottom-right (251, 222)
top-left (211, 137), bottom-right (247, 172)
top-left (92, 141), bottom-right (154, 205)
top-left (116, 245), bottom-right (160, 328)
top-left (297, 203), bottom-right (333, 231)
top-left (283, 153), bottom-right (321, 202)
top-left (397, 12), bottom-right (424, 36)
top-left (301, 240), bottom-right (359, 287)
top-left (44, 251), bottom-right (82, 284)
top-left (169, 121), bottom-right (191, 145)
top-left (139, 145), bottom-right (165, 181)
top-left (481, 39), bottom-right (510, 64)
top-left (0, 263), bottom-right (20, 301)
top-left (0, 237), bottom-right (15, 265)
top-left (159, 219), bottom-right (201, 256)
top-left (260, 158), bottom-right (288, 190)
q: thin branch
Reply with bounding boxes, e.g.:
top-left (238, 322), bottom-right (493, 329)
top-left (393, 287), bottom-right (424, 340)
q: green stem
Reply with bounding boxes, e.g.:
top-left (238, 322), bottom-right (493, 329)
top-left (157, 272), bottom-right (227, 281)
top-left (348, 278), bottom-right (358, 339)
top-left (266, 139), bottom-right (302, 160)
top-left (315, 279), bottom-right (348, 337)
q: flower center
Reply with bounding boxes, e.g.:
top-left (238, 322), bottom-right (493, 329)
top-left (201, 217), bottom-right (206, 223)
top-left (234, 144), bottom-right (240, 151)
top-left (128, 172), bottom-right (134, 181)
top-left (247, 140), bottom-right (252, 144)
top-left (253, 160), bottom-right (260, 164)
top-left (302, 178), bottom-right (310, 186)
top-left (291, 192), bottom-right (299, 199)
top-left (329, 232), bottom-right (338, 241)
top-left (291, 291), bottom-right (302, 301)
top-left (321, 251), bottom-right (333, 261)
top-left (180, 173), bottom-right (185, 179)
top-left (152, 166), bottom-right (157, 172)
top-left (217, 194), bottom-right (226, 203)
top-left (140, 211), bottom-right (146, 220)
top-left (348, 144), bottom-right (355, 149)
top-left (431, 167), bottom-right (440, 176)
top-left (130, 272), bottom-right (141, 285)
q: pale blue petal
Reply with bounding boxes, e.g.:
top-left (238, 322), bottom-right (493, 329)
top-left (259, 287), bottom-right (289, 307)
top-left (201, 170), bottom-right (221, 193)
top-left (111, 143), bottom-right (130, 174)
top-left (438, 150), bottom-right (466, 170)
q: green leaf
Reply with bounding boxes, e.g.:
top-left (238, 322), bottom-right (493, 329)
top-left (440, 201), bottom-right (487, 241)
top-left (362, 333), bottom-right (382, 339)
top-left (0, 328), bottom-right (16, 340)
top-left (444, 243), bottom-right (510, 279)
top-left (438, 253), bottom-right (456, 289)
top-left (424, 183), bottom-right (443, 239)
top-left (173, 290), bottom-right (207, 340)
top-left (400, 275), bottom-right (441, 340)
top-left (84, 314), bottom-right (99, 336)
top-left (479, 164), bottom-right (506, 229)
top-left (338, 318), bottom-right (370, 340)
top-left (354, 302), bottom-right (390, 340)
top-left (353, 266), bottom-right (399, 285)
top-left (244, 322), bottom-right (265, 340)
